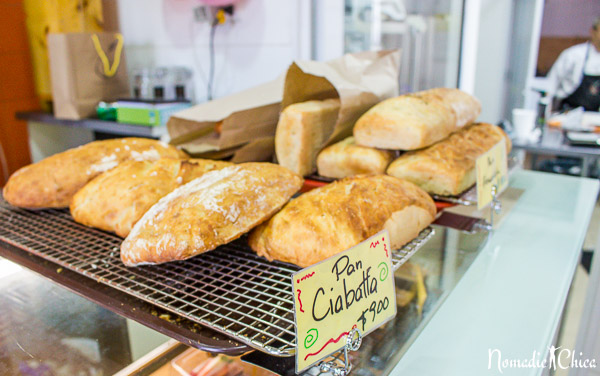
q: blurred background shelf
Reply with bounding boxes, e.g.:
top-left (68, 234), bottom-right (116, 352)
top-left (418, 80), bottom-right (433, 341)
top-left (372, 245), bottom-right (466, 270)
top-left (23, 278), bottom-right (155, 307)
top-left (16, 111), bottom-right (168, 163)
top-left (16, 111), bottom-right (167, 139)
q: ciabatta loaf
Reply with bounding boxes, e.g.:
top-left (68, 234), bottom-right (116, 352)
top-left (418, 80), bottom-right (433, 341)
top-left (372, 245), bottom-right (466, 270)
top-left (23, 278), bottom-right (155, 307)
top-left (353, 88), bottom-right (481, 150)
top-left (317, 136), bottom-right (393, 179)
top-left (3, 138), bottom-right (186, 209)
top-left (249, 175), bottom-right (436, 268)
top-left (121, 163), bottom-right (303, 266)
top-left (71, 158), bottom-right (232, 237)
top-left (275, 98), bottom-right (341, 176)
top-left (386, 123), bottom-right (511, 195)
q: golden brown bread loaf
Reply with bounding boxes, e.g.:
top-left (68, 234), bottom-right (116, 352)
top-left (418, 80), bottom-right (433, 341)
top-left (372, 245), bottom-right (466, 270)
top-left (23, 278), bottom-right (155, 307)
top-left (249, 175), bottom-right (436, 268)
top-left (70, 158), bottom-right (232, 237)
top-left (353, 88), bottom-right (481, 150)
top-left (317, 136), bottom-right (394, 179)
top-left (275, 98), bottom-right (341, 176)
top-left (3, 138), bottom-right (186, 209)
top-left (120, 162), bottom-right (303, 266)
top-left (386, 123), bottom-right (511, 196)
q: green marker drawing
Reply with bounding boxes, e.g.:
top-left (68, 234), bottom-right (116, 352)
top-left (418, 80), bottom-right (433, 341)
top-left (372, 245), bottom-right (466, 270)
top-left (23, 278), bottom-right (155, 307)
top-left (378, 261), bottom-right (389, 281)
top-left (304, 328), bottom-right (318, 349)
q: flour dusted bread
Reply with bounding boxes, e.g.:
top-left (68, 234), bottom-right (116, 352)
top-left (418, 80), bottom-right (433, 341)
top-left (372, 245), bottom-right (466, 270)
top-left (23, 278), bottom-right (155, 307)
top-left (249, 175), bottom-right (436, 268)
top-left (317, 136), bottom-right (394, 178)
top-left (71, 158), bottom-right (232, 237)
top-left (120, 163), bottom-right (303, 266)
top-left (275, 98), bottom-right (341, 176)
top-left (353, 88), bottom-right (481, 150)
top-left (386, 123), bottom-right (511, 196)
top-left (3, 138), bottom-right (186, 209)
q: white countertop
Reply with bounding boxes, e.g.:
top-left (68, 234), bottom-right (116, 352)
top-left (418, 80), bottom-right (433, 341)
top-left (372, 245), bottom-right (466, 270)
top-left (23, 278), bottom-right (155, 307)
top-left (391, 170), bottom-right (599, 376)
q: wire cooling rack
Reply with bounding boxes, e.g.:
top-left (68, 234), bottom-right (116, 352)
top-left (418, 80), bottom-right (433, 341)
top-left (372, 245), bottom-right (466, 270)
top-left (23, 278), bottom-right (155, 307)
top-left (0, 196), bottom-right (433, 357)
top-left (431, 185), bottom-right (478, 206)
top-left (431, 155), bottom-right (520, 206)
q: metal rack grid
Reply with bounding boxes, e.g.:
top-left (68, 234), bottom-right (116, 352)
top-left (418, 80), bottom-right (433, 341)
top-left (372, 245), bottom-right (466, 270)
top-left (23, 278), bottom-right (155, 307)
top-left (431, 155), bottom-right (520, 206)
top-left (0, 196), bottom-right (433, 357)
top-left (431, 185), bottom-right (477, 206)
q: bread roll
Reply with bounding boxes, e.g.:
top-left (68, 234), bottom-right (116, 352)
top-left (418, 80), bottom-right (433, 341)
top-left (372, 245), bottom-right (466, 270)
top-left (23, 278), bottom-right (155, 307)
top-left (317, 136), bottom-right (393, 179)
top-left (275, 98), bottom-right (341, 176)
top-left (121, 162), bottom-right (303, 266)
top-left (3, 138), bottom-right (186, 209)
top-left (353, 88), bottom-right (481, 150)
top-left (249, 175), bottom-right (436, 268)
top-left (71, 158), bottom-right (232, 237)
top-left (386, 123), bottom-right (511, 196)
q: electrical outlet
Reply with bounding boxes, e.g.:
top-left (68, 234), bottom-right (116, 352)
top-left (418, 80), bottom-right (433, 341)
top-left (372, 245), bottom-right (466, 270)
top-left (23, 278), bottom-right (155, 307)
top-left (193, 5), bottom-right (212, 23)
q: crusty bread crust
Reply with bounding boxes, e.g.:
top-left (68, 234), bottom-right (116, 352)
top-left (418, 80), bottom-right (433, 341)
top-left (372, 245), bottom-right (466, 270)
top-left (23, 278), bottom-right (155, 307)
top-left (275, 98), bottom-right (341, 176)
top-left (70, 158), bottom-right (232, 237)
top-left (248, 175), bottom-right (436, 268)
top-left (386, 123), bottom-right (511, 195)
top-left (120, 162), bottom-right (303, 266)
top-left (3, 138), bottom-right (187, 209)
top-left (316, 136), bottom-right (393, 178)
top-left (353, 88), bottom-right (481, 150)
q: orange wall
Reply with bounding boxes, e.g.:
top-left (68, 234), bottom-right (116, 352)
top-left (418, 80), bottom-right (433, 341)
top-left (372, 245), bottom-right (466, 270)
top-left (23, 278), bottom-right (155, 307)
top-left (0, 0), bottom-right (37, 186)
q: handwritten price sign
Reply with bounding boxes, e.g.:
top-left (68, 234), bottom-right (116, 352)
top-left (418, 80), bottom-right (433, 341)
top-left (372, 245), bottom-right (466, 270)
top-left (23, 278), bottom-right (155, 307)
top-left (476, 139), bottom-right (508, 210)
top-left (291, 230), bottom-right (397, 372)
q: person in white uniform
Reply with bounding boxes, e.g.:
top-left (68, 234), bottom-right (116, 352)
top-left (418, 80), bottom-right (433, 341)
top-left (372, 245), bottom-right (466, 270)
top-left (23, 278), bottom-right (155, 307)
top-left (547, 17), bottom-right (600, 111)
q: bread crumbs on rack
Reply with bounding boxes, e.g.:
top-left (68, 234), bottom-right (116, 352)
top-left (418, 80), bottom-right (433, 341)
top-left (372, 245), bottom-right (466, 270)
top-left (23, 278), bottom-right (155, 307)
top-left (159, 313), bottom-right (172, 321)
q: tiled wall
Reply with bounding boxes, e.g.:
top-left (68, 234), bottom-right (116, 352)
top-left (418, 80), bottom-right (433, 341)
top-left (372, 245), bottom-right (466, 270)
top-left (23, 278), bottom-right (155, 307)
top-left (0, 0), bottom-right (37, 186)
top-left (116, 0), bottom-right (309, 102)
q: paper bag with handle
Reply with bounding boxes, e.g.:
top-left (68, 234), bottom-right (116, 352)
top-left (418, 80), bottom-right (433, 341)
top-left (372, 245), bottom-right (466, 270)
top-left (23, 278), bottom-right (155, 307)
top-left (48, 32), bottom-right (130, 120)
top-left (275, 49), bottom-right (401, 176)
top-left (167, 77), bottom-right (284, 159)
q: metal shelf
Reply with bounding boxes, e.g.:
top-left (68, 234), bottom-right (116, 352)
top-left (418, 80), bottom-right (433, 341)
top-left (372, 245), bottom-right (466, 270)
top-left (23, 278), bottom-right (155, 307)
top-left (16, 111), bottom-right (167, 138)
top-left (0, 196), bottom-right (433, 357)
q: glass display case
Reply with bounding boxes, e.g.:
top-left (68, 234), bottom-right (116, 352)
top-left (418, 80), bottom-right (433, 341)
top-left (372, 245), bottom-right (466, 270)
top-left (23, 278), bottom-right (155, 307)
top-left (0, 170), bottom-right (597, 375)
top-left (0, 225), bottom-right (487, 376)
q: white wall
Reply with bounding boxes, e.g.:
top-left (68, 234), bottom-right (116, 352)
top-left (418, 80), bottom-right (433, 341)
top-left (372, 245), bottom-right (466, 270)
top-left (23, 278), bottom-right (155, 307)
top-left (541, 0), bottom-right (600, 37)
top-left (116, 0), bottom-right (309, 103)
top-left (500, 0), bottom-right (542, 115)
top-left (472, 0), bottom-right (514, 123)
top-left (313, 0), bottom-right (344, 61)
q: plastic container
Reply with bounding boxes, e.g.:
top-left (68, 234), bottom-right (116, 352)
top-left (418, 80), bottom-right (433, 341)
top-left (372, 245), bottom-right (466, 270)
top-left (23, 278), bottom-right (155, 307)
top-left (172, 66), bottom-right (194, 101)
top-left (512, 108), bottom-right (537, 142)
top-left (132, 68), bottom-right (152, 100)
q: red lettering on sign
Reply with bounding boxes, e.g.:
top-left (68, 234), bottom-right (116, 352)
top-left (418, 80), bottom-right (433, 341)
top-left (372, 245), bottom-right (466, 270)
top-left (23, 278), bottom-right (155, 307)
top-left (297, 289), bottom-right (304, 313)
top-left (298, 272), bottom-right (315, 283)
top-left (304, 325), bottom-right (358, 360)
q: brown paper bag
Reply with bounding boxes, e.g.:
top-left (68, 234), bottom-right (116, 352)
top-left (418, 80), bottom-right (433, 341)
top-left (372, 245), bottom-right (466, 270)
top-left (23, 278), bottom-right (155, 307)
top-left (277, 49), bottom-right (401, 174)
top-left (282, 50), bottom-right (400, 144)
top-left (186, 137), bottom-right (275, 163)
top-left (48, 32), bottom-right (130, 120)
top-left (167, 77), bottom-right (284, 154)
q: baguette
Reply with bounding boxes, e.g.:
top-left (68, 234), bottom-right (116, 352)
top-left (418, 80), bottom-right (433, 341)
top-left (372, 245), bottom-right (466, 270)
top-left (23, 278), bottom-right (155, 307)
top-left (353, 88), bottom-right (481, 150)
top-left (317, 136), bottom-right (393, 179)
top-left (249, 175), bottom-right (436, 268)
top-left (386, 123), bottom-right (511, 196)
top-left (71, 158), bottom-right (232, 237)
top-left (275, 98), bottom-right (341, 176)
top-left (121, 162), bottom-right (303, 266)
top-left (3, 138), bottom-right (186, 209)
